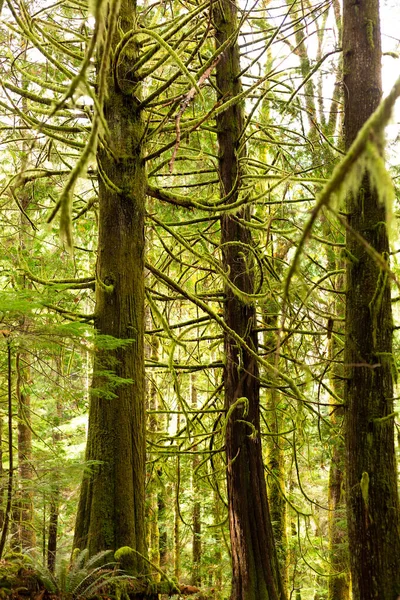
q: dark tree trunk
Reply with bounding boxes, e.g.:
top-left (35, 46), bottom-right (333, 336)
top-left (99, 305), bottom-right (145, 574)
top-left (47, 391), bottom-right (63, 573)
top-left (343, 0), bottom-right (400, 597)
top-left (73, 0), bottom-right (147, 571)
top-left (158, 491), bottom-right (168, 568)
top-left (214, 1), bottom-right (286, 598)
top-left (47, 491), bottom-right (59, 573)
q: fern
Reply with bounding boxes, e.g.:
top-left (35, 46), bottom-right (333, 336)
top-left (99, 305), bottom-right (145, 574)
top-left (25, 549), bottom-right (133, 599)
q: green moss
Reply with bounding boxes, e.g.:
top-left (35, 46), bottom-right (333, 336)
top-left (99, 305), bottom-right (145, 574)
top-left (340, 248), bottom-right (359, 264)
top-left (114, 546), bottom-right (136, 573)
top-left (365, 19), bottom-right (375, 49)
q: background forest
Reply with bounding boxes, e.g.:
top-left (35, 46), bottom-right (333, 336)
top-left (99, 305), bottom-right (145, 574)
top-left (0, 0), bottom-right (400, 598)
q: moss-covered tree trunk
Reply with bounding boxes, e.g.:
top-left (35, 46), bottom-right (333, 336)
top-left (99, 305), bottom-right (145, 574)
top-left (262, 257), bottom-right (290, 593)
top-left (191, 375), bottom-right (201, 587)
top-left (0, 415), bottom-right (3, 530)
top-left (146, 329), bottom-right (161, 577)
top-left (15, 169), bottom-right (35, 551)
top-left (73, 0), bottom-right (147, 570)
top-left (326, 270), bottom-right (349, 600)
top-left (343, 0), bottom-right (400, 597)
top-left (174, 431), bottom-right (181, 581)
top-left (47, 379), bottom-right (63, 573)
top-left (214, 2), bottom-right (286, 599)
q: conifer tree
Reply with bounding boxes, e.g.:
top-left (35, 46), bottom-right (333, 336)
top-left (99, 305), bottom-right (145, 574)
top-left (343, 0), bottom-right (400, 596)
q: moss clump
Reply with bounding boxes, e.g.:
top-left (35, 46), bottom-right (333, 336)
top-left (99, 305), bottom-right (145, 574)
top-left (114, 546), bottom-right (136, 574)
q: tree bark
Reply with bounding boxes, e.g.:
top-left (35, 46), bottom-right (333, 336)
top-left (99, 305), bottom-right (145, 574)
top-left (343, 0), bottom-right (400, 597)
top-left (15, 353), bottom-right (35, 550)
top-left (146, 328), bottom-right (161, 577)
top-left (174, 418), bottom-right (181, 582)
top-left (191, 375), bottom-right (201, 587)
top-left (214, 1), bottom-right (286, 598)
top-left (73, 0), bottom-right (147, 570)
top-left (326, 271), bottom-right (349, 600)
top-left (0, 415), bottom-right (3, 531)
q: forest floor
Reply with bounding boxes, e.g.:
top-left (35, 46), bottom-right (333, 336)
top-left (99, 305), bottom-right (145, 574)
top-left (0, 560), bottom-right (207, 600)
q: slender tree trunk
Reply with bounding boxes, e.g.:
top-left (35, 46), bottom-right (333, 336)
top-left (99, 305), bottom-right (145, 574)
top-left (146, 329), bottom-right (161, 577)
top-left (15, 353), bottom-right (35, 549)
top-left (191, 375), bottom-right (201, 587)
top-left (158, 488), bottom-right (168, 569)
top-left (0, 340), bottom-right (14, 560)
top-left (214, 1), bottom-right (286, 598)
top-left (327, 273), bottom-right (349, 600)
top-left (47, 382), bottom-right (63, 573)
top-left (262, 286), bottom-right (288, 591)
top-left (47, 491), bottom-right (59, 573)
top-left (343, 0), bottom-right (400, 597)
top-left (14, 125), bottom-right (35, 550)
top-left (0, 415), bottom-right (4, 530)
top-left (174, 413), bottom-right (181, 581)
top-left (73, 0), bottom-right (147, 569)
top-left (266, 383), bottom-right (287, 590)
top-left (212, 489), bottom-right (223, 596)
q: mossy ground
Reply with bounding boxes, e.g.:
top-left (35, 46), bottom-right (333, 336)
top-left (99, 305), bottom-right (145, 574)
top-left (0, 560), bottom-right (206, 600)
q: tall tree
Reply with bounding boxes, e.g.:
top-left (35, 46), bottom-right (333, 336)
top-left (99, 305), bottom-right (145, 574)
top-left (73, 0), bottom-right (147, 567)
top-left (343, 0), bottom-right (400, 597)
top-left (214, 1), bottom-right (287, 598)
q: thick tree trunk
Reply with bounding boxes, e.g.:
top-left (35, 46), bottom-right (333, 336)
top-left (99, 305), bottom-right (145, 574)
top-left (73, 0), bottom-right (147, 570)
top-left (343, 0), bottom-right (400, 597)
top-left (214, 1), bottom-right (286, 598)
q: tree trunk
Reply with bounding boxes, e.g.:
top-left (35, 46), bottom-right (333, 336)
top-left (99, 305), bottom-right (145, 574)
top-left (326, 272), bottom-right (349, 600)
top-left (15, 353), bottom-right (35, 550)
top-left (262, 290), bottom-right (288, 591)
top-left (47, 491), bottom-right (59, 573)
top-left (14, 128), bottom-right (35, 550)
top-left (158, 489), bottom-right (168, 569)
top-left (212, 489), bottom-right (223, 596)
top-left (214, 1), bottom-right (286, 598)
top-left (0, 415), bottom-right (4, 531)
top-left (174, 416), bottom-right (181, 582)
top-left (47, 385), bottom-right (63, 573)
top-left (343, 0), bottom-right (400, 596)
top-left (73, 0), bottom-right (147, 570)
top-left (146, 329), bottom-right (161, 577)
top-left (191, 375), bottom-right (201, 587)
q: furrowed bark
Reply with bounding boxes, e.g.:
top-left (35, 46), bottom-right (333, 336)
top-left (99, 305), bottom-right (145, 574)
top-left (343, 0), bottom-right (400, 596)
top-left (73, 0), bottom-right (148, 574)
top-left (214, 1), bottom-right (287, 598)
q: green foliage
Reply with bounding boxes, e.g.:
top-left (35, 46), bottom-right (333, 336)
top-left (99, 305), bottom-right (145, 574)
top-left (25, 549), bottom-right (130, 599)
